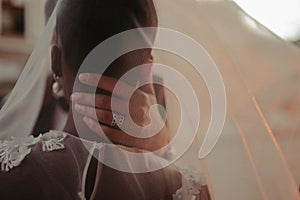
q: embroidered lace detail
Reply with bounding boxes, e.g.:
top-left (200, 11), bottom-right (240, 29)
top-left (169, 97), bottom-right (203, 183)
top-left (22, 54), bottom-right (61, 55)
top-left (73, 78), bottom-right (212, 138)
top-left (0, 130), bottom-right (67, 172)
top-left (173, 166), bottom-right (204, 200)
top-left (0, 135), bottom-right (39, 172)
top-left (39, 130), bottom-right (67, 152)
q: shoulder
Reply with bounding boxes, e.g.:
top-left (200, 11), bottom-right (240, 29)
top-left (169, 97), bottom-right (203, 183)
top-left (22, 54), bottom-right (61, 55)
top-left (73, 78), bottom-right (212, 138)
top-left (0, 131), bottom-right (93, 200)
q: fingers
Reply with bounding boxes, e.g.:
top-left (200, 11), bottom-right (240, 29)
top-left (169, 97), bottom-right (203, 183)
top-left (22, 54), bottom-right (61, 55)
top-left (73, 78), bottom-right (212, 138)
top-left (83, 116), bottom-right (106, 138)
top-left (79, 73), bottom-right (135, 99)
top-left (83, 116), bottom-right (141, 148)
top-left (71, 93), bottom-right (103, 108)
top-left (78, 73), bottom-right (102, 87)
top-left (71, 93), bottom-right (126, 113)
top-left (75, 104), bottom-right (114, 126)
top-left (75, 104), bottom-right (133, 129)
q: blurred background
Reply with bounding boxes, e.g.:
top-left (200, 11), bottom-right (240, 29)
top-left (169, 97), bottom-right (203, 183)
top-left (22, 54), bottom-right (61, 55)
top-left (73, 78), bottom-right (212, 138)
top-left (0, 0), bottom-right (44, 98)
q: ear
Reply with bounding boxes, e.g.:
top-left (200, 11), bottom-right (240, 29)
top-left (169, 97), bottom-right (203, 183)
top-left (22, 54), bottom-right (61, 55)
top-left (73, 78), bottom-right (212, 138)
top-left (51, 45), bottom-right (62, 77)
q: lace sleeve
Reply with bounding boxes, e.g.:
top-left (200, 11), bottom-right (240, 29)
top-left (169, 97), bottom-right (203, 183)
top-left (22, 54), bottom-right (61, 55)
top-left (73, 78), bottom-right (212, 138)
top-left (173, 166), bottom-right (211, 200)
top-left (0, 130), bottom-right (67, 172)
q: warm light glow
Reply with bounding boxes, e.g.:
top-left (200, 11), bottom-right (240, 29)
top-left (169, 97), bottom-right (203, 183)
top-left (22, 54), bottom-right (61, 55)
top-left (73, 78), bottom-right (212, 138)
top-left (234, 0), bottom-right (300, 41)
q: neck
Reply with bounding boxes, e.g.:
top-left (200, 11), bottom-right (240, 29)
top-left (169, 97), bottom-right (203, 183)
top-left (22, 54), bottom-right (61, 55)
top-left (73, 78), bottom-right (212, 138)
top-left (63, 109), bottom-right (78, 137)
top-left (63, 106), bottom-right (100, 141)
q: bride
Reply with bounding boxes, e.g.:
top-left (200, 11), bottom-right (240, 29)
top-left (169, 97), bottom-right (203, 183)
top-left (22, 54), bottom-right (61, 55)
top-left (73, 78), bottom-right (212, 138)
top-left (0, 0), bottom-right (209, 199)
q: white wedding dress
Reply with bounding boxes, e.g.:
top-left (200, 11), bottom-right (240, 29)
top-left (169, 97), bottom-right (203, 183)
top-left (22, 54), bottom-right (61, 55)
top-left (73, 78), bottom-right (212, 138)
top-left (1, 0), bottom-right (300, 199)
top-left (0, 0), bottom-right (211, 199)
top-left (0, 130), bottom-right (209, 200)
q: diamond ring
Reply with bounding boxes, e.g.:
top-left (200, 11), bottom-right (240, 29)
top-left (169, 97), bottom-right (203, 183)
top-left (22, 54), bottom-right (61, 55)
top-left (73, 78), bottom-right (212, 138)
top-left (111, 113), bottom-right (125, 128)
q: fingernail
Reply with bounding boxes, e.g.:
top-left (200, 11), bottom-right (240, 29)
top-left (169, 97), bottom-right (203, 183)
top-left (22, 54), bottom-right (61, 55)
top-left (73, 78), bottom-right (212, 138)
top-left (79, 73), bottom-right (89, 82)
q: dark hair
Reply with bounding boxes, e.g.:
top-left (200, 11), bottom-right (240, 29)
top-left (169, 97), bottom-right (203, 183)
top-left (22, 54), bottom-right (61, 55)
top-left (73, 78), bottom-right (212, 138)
top-left (44, 0), bottom-right (58, 22)
top-left (56, 0), bottom-right (158, 78)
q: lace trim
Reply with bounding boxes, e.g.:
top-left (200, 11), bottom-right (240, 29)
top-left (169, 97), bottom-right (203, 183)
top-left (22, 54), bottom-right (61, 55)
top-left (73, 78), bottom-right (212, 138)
top-left (0, 130), bottom-right (67, 172)
top-left (173, 166), bottom-right (204, 200)
top-left (40, 131), bottom-right (67, 152)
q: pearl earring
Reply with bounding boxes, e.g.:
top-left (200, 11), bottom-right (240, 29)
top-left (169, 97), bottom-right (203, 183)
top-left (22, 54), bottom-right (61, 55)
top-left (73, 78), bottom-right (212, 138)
top-left (52, 74), bottom-right (62, 94)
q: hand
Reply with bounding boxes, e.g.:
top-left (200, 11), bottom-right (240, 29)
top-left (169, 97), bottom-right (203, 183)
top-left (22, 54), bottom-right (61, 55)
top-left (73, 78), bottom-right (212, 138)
top-left (71, 73), bottom-right (170, 152)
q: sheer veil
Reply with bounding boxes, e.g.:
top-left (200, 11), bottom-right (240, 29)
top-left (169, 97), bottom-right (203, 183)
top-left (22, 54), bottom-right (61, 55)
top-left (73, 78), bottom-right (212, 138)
top-left (0, 0), bottom-right (58, 139)
top-left (154, 0), bottom-right (300, 199)
top-left (0, 0), bottom-right (300, 199)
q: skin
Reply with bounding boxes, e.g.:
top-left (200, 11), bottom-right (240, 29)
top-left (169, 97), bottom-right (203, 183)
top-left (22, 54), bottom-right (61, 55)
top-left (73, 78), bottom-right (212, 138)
top-left (51, 30), bottom-right (170, 153)
top-left (71, 73), bottom-right (170, 152)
